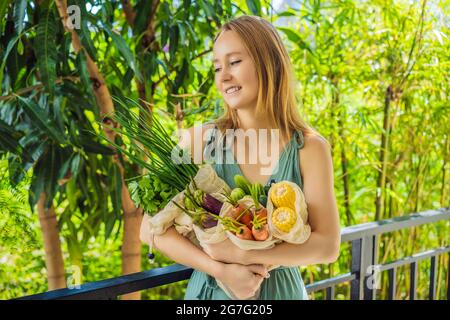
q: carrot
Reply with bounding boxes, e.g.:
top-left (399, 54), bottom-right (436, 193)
top-left (239, 211), bottom-right (253, 228)
top-left (228, 204), bottom-right (245, 220)
top-left (255, 207), bottom-right (267, 220)
top-left (235, 226), bottom-right (254, 240)
top-left (252, 224), bottom-right (269, 241)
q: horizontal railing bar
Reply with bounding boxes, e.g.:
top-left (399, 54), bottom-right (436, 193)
top-left (17, 264), bottom-right (193, 300)
top-left (17, 208), bottom-right (449, 300)
top-left (306, 273), bottom-right (355, 293)
top-left (340, 207), bottom-right (449, 243)
top-left (374, 246), bottom-right (450, 272)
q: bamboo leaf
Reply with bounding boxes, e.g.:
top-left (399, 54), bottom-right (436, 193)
top-left (246, 0), bottom-right (262, 16)
top-left (102, 23), bottom-right (142, 81)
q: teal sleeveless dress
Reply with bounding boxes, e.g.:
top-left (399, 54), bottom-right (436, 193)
top-left (184, 128), bottom-right (309, 300)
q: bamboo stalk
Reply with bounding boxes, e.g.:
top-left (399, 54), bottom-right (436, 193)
top-left (375, 86), bottom-right (393, 221)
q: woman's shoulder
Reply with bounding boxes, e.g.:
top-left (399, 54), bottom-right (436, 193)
top-left (298, 132), bottom-right (332, 177)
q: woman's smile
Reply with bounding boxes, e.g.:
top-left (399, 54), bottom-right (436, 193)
top-left (225, 85), bottom-right (242, 95)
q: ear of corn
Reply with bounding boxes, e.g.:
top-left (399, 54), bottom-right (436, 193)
top-left (271, 207), bottom-right (297, 233)
top-left (270, 182), bottom-right (296, 209)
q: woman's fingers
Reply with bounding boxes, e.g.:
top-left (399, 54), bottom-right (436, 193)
top-left (246, 264), bottom-right (270, 278)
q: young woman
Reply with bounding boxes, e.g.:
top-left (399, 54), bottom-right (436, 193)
top-left (140, 15), bottom-right (341, 300)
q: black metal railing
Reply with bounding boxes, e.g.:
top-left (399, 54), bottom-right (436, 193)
top-left (17, 207), bottom-right (450, 300)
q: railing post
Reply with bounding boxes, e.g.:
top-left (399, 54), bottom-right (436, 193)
top-left (364, 235), bottom-right (378, 300)
top-left (388, 268), bottom-right (396, 300)
top-left (350, 235), bottom-right (376, 300)
top-left (429, 256), bottom-right (437, 300)
top-left (350, 238), bottom-right (362, 300)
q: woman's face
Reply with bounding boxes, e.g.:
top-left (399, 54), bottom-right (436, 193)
top-left (213, 30), bottom-right (259, 111)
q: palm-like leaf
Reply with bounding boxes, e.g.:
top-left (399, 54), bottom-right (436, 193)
top-left (35, 8), bottom-right (57, 95)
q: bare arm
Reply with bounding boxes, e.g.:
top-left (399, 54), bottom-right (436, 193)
top-left (140, 217), bottom-right (223, 277)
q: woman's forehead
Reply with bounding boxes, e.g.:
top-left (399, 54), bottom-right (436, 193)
top-left (213, 30), bottom-right (247, 61)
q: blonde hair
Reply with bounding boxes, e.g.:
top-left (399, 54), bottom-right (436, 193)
top-left (214, 15), bottom-right (322, 142)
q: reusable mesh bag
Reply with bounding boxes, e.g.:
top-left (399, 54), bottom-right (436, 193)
top-left (267, 181), bottom-right (311, 244)
top-left (146, 164), bottom-right (230, 258)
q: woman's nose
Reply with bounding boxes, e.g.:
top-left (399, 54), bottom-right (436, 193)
top-left (219, 66), bottom-right (232, 82)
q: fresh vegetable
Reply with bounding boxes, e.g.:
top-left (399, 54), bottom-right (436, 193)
top-left (230, 188), bottom-right (246, 203)
top-left (255, 207), bottom-right (267, 220)
top-left (248, 182), bottom-right (265, 210)
top-left (271, 207), bottom-right (297, 233)
top-left (193, 189), bottom-right (205, 206)
top-left (235, 225), bottom-right (255, 240)
top-left (227, 204), bottom-right (246, 220)
top-left (240, 212), bottom-right (253, 228)
top-left (105, 97), bottom-right (199, 192)
top-left (198, 212), bottom-right (218, 229)
top-left (236, 207), bottom-right (253, 228)
top-left (202, 193), bottom-right (223, 215)
top-left (270, 182), bottom-right (296, 210)
top-left (251, 208), bottom-right (269, 241)
top-left (128, 174), bottom-right (177, 216)
top-left (171, 200), bottom-right (218, 229)
top-left (184, 195), bottom-right (195, 211)
top-left (234, 175), bottom-right (252, 194)
top-left (252, 224), bottom-right (269, 241)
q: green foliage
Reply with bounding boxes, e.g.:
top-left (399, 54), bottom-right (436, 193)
top-left (0, 0), bottom-right (448, 300)
top-left (129, 174), bottom-right (177, 216)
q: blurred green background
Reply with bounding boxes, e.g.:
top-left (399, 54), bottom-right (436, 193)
top-left (0, 0), bottom-right (448, 299)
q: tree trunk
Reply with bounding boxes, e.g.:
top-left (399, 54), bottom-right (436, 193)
top-left (120, 176), bottom-right (143, 300)
top-left (56, 0), bottom-right (142, 299)
top-left (37, 193), bottom-right (66, 290)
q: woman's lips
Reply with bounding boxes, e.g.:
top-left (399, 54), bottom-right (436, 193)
top-left (225, 86), bottom-right (242, 95)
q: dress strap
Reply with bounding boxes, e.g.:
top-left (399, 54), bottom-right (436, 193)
top-left (293, 130), bottom-right (305, 150)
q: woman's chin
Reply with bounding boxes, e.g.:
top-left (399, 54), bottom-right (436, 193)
top-left (226, 101), bottom-right (250, 111)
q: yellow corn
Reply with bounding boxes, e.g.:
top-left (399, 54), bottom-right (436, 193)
top-left (270, 182), bottom-right (295, 209)
top-left (271, 207), bottom-right (297, 233)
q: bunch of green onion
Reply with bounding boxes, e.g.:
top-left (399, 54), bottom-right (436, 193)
top-left (99, 96), bottom-right (199, 191)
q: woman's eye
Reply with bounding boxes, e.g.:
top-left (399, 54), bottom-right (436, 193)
top-left (230, 60), bottom-right (241, 66)
top-left (214, 67), bottom-right (221, 73)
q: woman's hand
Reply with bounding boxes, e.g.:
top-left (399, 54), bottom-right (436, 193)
top-left (216, 263), bottom-right (270, 300)
top-left (203, 239), bottom-right (249, 264)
